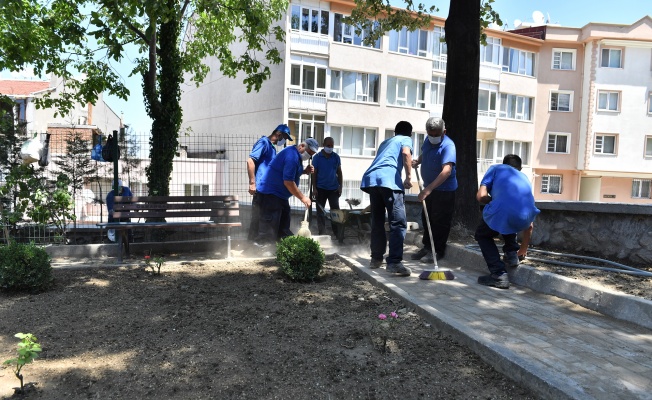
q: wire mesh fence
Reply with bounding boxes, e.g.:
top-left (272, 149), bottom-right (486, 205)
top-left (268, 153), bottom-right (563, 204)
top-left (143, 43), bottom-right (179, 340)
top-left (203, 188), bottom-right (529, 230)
top-left (1, 129), bottom-right (371, 245)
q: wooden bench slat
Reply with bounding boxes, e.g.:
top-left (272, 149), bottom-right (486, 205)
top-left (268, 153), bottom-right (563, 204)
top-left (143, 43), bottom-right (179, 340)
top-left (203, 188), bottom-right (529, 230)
top-left (114, 203), bottom-right (239, 211)
top-left (114, 195), bottom-right (239, 203)
top-left (113, 210), bottom-right (239, 219)
top-left (97, 222), bottom-right (242, 229)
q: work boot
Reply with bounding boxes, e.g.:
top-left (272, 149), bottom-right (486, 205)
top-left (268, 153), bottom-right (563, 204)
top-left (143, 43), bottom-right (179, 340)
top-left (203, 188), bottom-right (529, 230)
top-left (410, 247), bottom-right (430, 260)
top-left (477, 272), bottom-right (510, 289)
top-left (387, 262), bottom-right (411, 277)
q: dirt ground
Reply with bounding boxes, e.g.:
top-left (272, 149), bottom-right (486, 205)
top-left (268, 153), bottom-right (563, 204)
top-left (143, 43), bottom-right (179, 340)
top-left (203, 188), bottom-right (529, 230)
top-left (0, 256), bottom-right (539, 400)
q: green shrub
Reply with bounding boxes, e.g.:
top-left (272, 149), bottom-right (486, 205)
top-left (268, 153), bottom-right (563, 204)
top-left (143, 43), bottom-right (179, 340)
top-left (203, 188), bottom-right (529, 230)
top-left (0, 242), bottom-right (53, 292)
top-left (276, 236), bottom-right (325, 282)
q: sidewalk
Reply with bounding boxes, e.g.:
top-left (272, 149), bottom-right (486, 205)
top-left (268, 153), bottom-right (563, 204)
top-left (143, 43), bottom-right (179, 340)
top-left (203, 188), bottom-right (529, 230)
top-left (337, 244), bottom-right (652, 400)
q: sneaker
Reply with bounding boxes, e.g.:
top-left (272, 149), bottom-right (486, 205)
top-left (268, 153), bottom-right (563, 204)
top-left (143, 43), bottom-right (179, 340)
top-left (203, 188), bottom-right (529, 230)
top-left (503, 251), bottom-right (519, 268)
top-left (477, 273), bottom-right (510, 289)
top-left (411, 247), bottom-right (430, 260)
top-left (419, 252), bottom-right (434, 263)
top-left (386, 262), bottom-right (412, 277)
top-left (369, 258), bottom-right (383, 269)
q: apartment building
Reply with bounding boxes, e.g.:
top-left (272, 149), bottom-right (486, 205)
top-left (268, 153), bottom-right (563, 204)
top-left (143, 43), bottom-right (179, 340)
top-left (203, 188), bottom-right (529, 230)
top-left (179, 0), bottom-right (652, 204)
top-left (513, 17), bottom-right (652, 203)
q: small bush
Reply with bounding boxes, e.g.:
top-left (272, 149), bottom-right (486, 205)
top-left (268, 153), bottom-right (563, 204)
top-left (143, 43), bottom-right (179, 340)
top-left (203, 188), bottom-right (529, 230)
top-left (0, 242), bottom-right (53, 292)
top-left (276, 236), bottom-right (325, 282)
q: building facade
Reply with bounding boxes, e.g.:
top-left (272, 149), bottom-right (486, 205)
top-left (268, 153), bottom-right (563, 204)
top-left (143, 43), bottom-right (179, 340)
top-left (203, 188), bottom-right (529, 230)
top-left (179, 0), bottom-right (652, 205)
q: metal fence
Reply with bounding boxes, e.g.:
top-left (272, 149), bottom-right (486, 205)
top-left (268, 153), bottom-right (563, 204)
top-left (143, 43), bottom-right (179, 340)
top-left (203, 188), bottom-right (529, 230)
top-left (1, 129), bottom-right (370, 245)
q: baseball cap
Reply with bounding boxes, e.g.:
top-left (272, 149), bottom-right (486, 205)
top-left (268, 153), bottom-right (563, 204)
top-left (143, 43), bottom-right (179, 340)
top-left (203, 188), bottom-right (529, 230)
top-left (275, 124), bottom-right (293, 141)
top-left (305, 138), bottom-right (319, 153)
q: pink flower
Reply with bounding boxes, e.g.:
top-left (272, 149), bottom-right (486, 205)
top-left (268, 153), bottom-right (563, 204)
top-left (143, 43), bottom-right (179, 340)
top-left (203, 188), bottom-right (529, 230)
top-left (378, 314), bottom-right (387, 320)
top-left (144, 255), bottom-right (151, 260)
top-left (390, 312), bottom-right (398, 319)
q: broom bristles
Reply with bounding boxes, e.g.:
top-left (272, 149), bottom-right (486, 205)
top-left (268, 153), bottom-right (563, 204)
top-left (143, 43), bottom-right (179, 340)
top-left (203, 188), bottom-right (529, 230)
top-left (297, 221), bottom-right (312, 238)
top-left (418, 269), bottom-right (455, 280)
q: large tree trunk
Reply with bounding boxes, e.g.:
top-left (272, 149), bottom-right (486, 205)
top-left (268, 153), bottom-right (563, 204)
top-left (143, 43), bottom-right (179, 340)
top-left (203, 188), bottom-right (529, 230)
top-left (443, 0), bottom-right (481, 232)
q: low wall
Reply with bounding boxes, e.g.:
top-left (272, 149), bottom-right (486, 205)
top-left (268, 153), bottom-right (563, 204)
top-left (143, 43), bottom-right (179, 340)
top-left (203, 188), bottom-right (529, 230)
top-left (530, 201), bottom-right (652, 265)
top-left (405, 196), bottom-right (652, 265)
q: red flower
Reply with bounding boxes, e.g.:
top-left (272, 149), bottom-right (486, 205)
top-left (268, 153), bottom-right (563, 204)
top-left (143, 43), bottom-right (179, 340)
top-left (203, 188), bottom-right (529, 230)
top-left (144, 255), bottom-right (151, 260)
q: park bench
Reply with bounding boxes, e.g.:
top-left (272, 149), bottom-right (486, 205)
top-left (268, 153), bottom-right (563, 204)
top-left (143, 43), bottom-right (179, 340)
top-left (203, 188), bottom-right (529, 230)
top-left (97, 195), bottom-right (241, 262)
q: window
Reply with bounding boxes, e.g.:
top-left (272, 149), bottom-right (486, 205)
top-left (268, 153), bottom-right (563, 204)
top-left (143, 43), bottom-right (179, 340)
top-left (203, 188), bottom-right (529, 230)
top-left (389, 27), bottom-right (428, 57)
top-left (597, 90), bottom-right (620, 112)
top-left (648, 92), bottom-right (652, 114)
top-left (502, 47), bottom-right (535, 76)
top-left (330, 125), bottom-right (377, 156)
top-left (430, 26), bottom-right (447, 57)
top-left (431, 76), bottom-right (446, 106)
top-left (387, 76), bottom-right (427, 109)
top-left (290, 64), bottom-right (326, 92)
top-left (291, 5), bottom-right (329, 35)
top-left (333, 14), bottom-right (380, 48)
top-left (547, 133), bottom-right (570, 153)
top-left (412, 132), bottom-right (426, 157)
top-left (541, 175), bottom-right (562, 194)
top-left (550, 91), bottom-right (573, 112)
top-left (601, 48), bottom-right (622, 68)
top-left (184, 184), bottom-right (209, 196)
top-left (288, 113), bottom-right (325, 144)
top-left (478, 86), bottom-right (497, 116)
top-left (594, 134), bottom-right (617, 154)
top-left (499, 93), bottom-right (533, 121)
top-left (645, 136), bottom-right (652, 157)
top-left (329, 70), bottom-right (379, 103)
top-left (481, 37), bottom-right (501, 65)
top-left (552, 48), bottom-right (576, 70)
top-left (632, 179), bottom-right (651, 198)
top-left (494, 140), bottom-right (530, 165)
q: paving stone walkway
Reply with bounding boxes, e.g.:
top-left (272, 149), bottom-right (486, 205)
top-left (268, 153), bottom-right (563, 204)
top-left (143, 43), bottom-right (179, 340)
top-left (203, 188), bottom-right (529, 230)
top-left (338, 246), bottom-right (652, 400)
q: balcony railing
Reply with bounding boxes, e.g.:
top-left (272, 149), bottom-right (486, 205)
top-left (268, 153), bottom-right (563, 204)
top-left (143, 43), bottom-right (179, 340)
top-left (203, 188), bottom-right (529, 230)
top-left (288, 88), bottom-right (327, 111)
top-left (477, 111), bottom-right (497, 130)
top-left (289, 32), bottom-right (329, 55)
top-left (479, 62), bottom-right (501, 82)
top-left (433, 55), bottom-right (447, 72)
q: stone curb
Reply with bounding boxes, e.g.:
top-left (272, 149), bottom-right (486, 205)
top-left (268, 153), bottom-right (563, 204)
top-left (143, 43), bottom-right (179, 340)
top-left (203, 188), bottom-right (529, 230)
top-left (405, 231), bottom-right (652, 331)
top-left (337, 254), bottom-right (585, 400)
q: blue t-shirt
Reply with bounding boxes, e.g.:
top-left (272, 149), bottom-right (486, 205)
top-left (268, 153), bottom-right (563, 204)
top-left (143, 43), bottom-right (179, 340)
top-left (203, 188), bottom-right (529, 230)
top-left (257, 146), bottom-right (303, 200)
top-left (481, 164), bottom-right (540, 234)
top-left (420, 135), bottom-right (457, 191)
top-left (312, 151), bottom-right (341, 191)
top-left (106, 186), bottom-right (133, 212)
top-left (249, 136), bottom-right (277, 184)
top-left (360, 135), bottom-right (413, 192)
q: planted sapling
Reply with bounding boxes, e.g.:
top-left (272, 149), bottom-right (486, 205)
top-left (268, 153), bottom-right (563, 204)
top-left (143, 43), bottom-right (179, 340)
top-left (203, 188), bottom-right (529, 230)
top-left (3, 333), bottom-right (42, 394)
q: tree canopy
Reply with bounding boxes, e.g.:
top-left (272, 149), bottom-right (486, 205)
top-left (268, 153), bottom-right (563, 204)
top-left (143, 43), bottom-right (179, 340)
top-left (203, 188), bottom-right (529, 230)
top-left (1, 0), bottom-right (289, 195)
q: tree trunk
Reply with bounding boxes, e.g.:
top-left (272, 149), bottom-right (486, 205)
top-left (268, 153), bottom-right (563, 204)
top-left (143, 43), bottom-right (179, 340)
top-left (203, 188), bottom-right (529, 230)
top-left (443, 0), bottom-right (481, 232)
top-left (144, 2), bottom-right (182, 197)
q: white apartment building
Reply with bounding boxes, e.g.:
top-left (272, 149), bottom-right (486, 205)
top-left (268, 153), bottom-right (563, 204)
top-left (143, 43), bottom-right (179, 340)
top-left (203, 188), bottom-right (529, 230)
top-left (179, 0), bottom-right (652, 204)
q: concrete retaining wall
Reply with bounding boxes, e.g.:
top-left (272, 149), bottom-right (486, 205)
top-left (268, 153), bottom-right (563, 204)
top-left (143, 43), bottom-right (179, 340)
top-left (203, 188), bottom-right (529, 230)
top-left (405, 196), bottom-right (652, 265)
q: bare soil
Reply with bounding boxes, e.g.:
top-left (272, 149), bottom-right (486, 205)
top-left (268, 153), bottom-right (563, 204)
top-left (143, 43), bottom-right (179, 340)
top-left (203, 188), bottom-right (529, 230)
top-left (0, 256), bottom-right (538, 400)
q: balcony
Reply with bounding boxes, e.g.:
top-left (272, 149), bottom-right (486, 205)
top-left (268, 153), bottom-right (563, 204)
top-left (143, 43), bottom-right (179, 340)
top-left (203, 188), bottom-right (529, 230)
top-left (288, 88), bottom-right (327, 111)
top-left (289, 32), bottom-right (329, 55)
top-left (477, 111), bottom-right (497, 130)
top-left (429, 104), bottom-right (443, 118)
top-left (479, 62), bottom-right (501, 82)
top-left (432, 55), bottom-right (447, 72)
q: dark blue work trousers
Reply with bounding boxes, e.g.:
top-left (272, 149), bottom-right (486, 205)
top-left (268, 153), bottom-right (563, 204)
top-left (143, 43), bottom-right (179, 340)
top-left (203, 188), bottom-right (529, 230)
top-left (256, 193), bottom-right (293, 244)
top-left (367, 187), bottom-right (406, 264)
top-left (474, 219), bottom-right (519, 275)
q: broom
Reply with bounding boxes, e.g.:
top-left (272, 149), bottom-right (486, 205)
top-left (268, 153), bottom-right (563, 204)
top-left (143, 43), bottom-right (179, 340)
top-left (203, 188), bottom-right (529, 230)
top-left (414, 167), bottom-right (454, 280)
top-left (297, 158), bottom-right (312, 238)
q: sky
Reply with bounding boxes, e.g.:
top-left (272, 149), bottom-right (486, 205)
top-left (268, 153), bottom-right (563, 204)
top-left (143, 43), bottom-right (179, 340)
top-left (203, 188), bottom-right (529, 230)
top-left (4, 1), bottom-right (651, 134)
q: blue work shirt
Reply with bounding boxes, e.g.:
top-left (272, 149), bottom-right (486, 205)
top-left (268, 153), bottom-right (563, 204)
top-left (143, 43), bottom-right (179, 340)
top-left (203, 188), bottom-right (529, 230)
top-left (420, 135), bottom-right (457, 191)
top-left (481, 164), bottom-right (540, 234)
top-left (249, 136), bottom-right (277, 184)
top-left (312, 151), bottom-right (341, 191)
top-left (106, 186), bottom-right (133, 212)
top-left (257, 146), bottom-right (303, 200)
top-left (361, 135), bottom-right (413, 192)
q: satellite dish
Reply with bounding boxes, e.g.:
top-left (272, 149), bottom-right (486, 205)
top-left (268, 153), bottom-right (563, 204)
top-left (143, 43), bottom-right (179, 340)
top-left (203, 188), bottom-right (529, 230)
top-left (532, 11), bottom-right (545, 24)
top-left (513, 19), bottom-right (522, 28)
